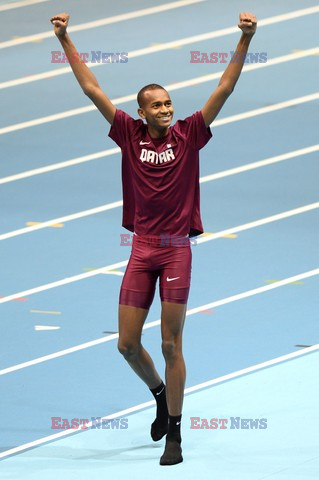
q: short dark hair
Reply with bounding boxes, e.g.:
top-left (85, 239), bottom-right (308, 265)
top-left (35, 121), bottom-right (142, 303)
top-left (137, 83), bottom-right (167, 107)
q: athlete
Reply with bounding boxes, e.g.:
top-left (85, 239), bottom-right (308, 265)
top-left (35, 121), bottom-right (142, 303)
top-left (50, 11), bottom-right (257, 465)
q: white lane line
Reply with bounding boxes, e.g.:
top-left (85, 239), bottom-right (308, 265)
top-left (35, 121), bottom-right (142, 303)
top-left (1, 146), bottom-right (318, 239)
top-left (1, 47), bottom-right (318, 135)
top-left (213, 93), bottom-right (319, 127)
top-left (0, 137), bottom-right (317, 187)
top-left (195, 203), bottom-right (319, 245)
top-left (184, 342), bottom-right (319, 394)
top-left (199, 145), bottom-right (319, 184)
top-left (185, 269), bottom-right (319, 315)
top-left (0, 202), bottom-right (318, 305)
top-left (0, 0), bottom-right (205, 49)
top-left (1, 268), bottom-right (318, 377)
top-left (0, 0), bottom-right (48, 12)
top-left (0, 260), bottom-right (129, 305)
top-left (0, 147), bottom-right (121, 184)
top-left (0, 201), bottom-right (123, 240)
top-left (1, 7), bottom-right (319, 89)
top-left (0, 324), bottom-right (318, 463)
top-left (163, 49), bottom-right (319, 95)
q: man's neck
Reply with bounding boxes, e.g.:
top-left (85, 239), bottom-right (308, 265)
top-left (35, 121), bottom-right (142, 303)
top-left (147, 125), bottom-right (169, 139)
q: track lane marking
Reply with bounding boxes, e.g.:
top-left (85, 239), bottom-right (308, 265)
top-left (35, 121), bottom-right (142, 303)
top-left (0, 0), bottom-right (48, 12)
top-left (0, 202), bottom-right (318, 305)
top-left (0, 0), bottom-right (205, 49)
top-left (1, 7), bottom-right (318, 87)
top-left (0, 332), bottom-right (318, 458)
top-left (1, 48), bottom-right (319, 134)
top-left (1, 146), bottom-right (318, 239)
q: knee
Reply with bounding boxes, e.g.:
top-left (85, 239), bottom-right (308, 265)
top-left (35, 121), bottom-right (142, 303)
top-left (161, 339), bottom-right (181, 362)
top-left (118, 340), bottom-right (140, 360)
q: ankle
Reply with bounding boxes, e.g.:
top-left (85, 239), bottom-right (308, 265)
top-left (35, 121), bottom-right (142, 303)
top-left (150, 381), bottom-right (165, 397)
top-left (167, 414), bottom-right (182, 443)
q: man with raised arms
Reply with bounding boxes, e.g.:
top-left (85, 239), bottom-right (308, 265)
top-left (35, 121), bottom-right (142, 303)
top-left (50, 11), bottom-right (257, 465)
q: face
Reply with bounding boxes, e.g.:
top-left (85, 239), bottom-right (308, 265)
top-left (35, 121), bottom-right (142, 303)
top-left (138, 89), bottom-right (174, 130)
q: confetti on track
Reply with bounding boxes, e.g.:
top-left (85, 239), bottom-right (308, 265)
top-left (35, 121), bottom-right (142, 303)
top-left (0, 296), bottom-right (27, 301)
top-left (84, 268), bottom-right (124, 276)
top-left (201, 232), bottom-right (238, 239)
top-left (30, 310), bottom-right (62, 315)
top-left (26, 222), bottom-right (64, 228)
top-left (12, 36), bottom-right (43, 44)
top-left (265, 280), bottom-right (304, 285)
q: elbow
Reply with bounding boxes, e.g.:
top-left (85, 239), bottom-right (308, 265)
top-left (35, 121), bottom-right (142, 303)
top-left (82, 83), bottom-right (99, 98)
top-left (221, 84), bottom-right (234, 97)
top-left (83, 85), bottom-right (94, 97)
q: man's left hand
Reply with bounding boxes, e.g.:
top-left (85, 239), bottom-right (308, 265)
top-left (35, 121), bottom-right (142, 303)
top-left (238, 12), bottom-right (257, 36)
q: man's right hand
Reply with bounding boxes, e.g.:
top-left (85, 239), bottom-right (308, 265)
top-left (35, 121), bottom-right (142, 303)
top-left (49, 11), bottom-right (116, 125)
top-left (50, 13), bottom-right (70, 37)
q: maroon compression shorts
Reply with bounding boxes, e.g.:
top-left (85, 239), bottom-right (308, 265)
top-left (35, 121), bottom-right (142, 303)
top-left (119, 234), bottom-right (192, 309)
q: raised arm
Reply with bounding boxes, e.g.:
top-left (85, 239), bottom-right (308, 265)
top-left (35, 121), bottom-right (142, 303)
top-left (201, 12), bottom-right (257, 127)
top-left (50, 13), bottom-right (116, 125)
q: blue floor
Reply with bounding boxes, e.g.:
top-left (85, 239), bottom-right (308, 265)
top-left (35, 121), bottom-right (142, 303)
top-left (1, 348), bottom-right (318, 479)
top-left (0, 0), bottom-right (318, 477)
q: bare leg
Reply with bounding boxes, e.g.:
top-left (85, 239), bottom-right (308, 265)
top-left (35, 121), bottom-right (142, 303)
top-left (117, 304), bottom-right (162, 389)
top-left (161, 301), bottom-right (187, 416)
top-left (159, 301), bottom-right (186, 466)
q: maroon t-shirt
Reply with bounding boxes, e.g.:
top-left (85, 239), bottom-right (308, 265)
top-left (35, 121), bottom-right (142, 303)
top-left (108, 109), bottom-right (212, 237)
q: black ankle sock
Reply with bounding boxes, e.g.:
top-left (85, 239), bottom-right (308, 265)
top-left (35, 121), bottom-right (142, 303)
top-left (167, 414), bottom-right (182, 443)
top-left (150, 381), bottom-right (168, 421)
top-left (150, 381), bottom-right (168, 441)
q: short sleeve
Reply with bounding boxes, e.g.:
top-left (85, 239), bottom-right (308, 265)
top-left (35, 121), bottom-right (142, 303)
top-left (108, 109), bottom-right (137, 148)
top-left (174, 110), bottom-right (212, 150)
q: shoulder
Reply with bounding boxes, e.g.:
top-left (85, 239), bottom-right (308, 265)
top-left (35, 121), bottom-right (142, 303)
top-left (113, 109), bottom-right (144, 130)
top-left (171, 111), bottom-right (212, 149)
top-left (173, 111), bottom-right (206, 133)
top-left (110, 109), bottom-right (145, 143)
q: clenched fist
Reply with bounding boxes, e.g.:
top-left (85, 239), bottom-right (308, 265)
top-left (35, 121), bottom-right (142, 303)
top-left (238, 12), bottom-right (257, 36)
top-left (50, 13), bottom-right (70, 37)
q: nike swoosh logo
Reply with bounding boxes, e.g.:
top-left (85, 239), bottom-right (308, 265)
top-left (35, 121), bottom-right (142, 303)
top-left (156, 386), bottom-right (165, 396)
top-left (176, 421), bottom-right (181, 426)
top-left (140, 141), bottom-right (151, 145)
top-left (166, 276), bottom-right (180, 282)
